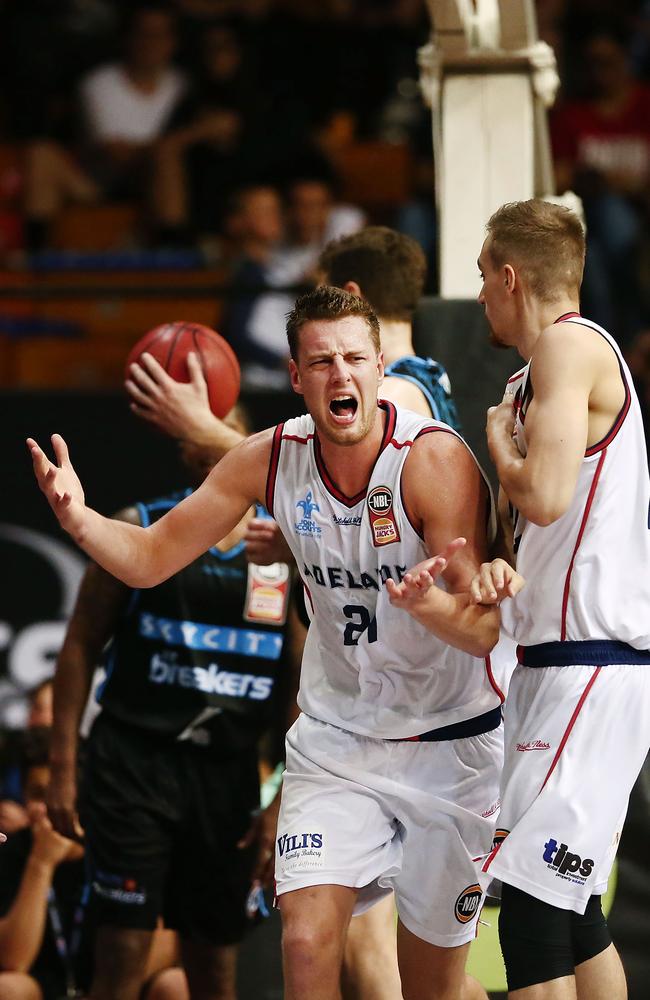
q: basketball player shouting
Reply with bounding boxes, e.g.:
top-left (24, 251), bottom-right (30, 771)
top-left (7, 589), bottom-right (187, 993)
top-left (29, 287), bottom-right (517, 1000)
top-left (472, 199), bottom-right (650, 999)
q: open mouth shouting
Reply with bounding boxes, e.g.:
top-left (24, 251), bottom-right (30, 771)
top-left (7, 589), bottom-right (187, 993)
top-left (329, 395), bottom-right (359, 424)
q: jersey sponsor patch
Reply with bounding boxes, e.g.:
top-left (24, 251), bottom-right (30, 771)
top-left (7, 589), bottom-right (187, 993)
top-left (295, 490), bottom-right (322, 536)
top-left (244, 562), bottom-right (290, 624)
top-left (276, 831), bottom-right (325, 870)
top-left (454, 883), bottom-right (483, 923)
top-left (367, 486), bottom-right (400, 547)
top-left (139, 612), bottom-right (284, 659)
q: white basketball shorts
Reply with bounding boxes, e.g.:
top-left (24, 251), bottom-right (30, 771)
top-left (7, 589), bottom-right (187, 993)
top-left (275, 712), bottom-right (503, 947)
top-left (483, 650), bottom-right (650, 914)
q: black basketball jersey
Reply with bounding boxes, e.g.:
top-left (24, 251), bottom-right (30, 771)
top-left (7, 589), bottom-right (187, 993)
top-left (97, 491), bottom-right (291, 752)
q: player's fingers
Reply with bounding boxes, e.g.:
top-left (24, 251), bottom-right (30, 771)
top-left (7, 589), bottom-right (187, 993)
top-left (492, 561), bottom-right (506, 591)
top-left (137, 352), bottom-right (172, 384)
top-left (51, 433), bottom-right (70, 468)
top-left (186, 351), bottom-right (208, 388)
top-left (124, 378), bottom-right (155, 407)
top-left (128, 358), bottom-right (163, 394)
top-left (469, 576), bottom-right (483, 604)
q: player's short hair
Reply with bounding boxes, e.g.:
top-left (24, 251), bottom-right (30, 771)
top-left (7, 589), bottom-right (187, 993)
top-left (318, 226), bottom-right (426, 322)
top-left (485, 200), bottom-right (585, 301)
top-left (286, 286), bottom-right (381, 360)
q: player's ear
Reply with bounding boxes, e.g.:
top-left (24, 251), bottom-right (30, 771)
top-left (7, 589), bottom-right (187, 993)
top-left (343, 280), bottom-right (363, 299)
top-left (377, 350), bottom-right (385, 384)
top-left (289, 358), bottom-right (303, 395)
top-left (504, 264), bottom-right (516, 293)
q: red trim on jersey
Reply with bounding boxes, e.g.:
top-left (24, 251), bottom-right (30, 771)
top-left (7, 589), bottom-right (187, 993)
top-left (265, 423), bottom-right (284, 516)
top-left (314, 401), bottom-right (397, 507)
top-left (282, 433), bottom-right (314, 444)
top-left (303, 583), bottom-right (314, 615)
top-left (484, 655), bottom-right (505, 703)
top-left (584, 361), bottom-right (631, 456)
top-left (554, 312), bottom-right (581, 323)
top-left (507, 368), bottom-right (526, 385)
top-left (560, 450), bottom-right (607, 640)
top-left (482, 840), bottom-right (503, 873)
top-left (540, 668), bottom-right (602, 791)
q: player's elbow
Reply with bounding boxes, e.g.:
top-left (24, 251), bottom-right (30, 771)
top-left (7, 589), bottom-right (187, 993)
top-left (518, 483), bottom-right (572, 527)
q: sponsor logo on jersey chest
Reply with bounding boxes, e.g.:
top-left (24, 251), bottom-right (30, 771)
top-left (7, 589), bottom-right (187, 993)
top-left (367, 486), bottom-right (400, 547)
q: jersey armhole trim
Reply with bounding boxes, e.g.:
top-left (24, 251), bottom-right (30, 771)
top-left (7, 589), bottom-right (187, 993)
top-left (560, 449), bottom-right (607, 641)
top-left (265, 423), bottom-right (284, 516)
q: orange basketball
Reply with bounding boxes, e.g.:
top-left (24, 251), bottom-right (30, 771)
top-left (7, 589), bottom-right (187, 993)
top-left (126, 321), bottom-right (240, 419)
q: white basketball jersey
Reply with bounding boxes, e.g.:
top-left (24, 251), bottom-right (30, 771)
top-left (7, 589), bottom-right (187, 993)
top-left (500, 317), bottom-right (650, 648)
top-left (266, 401), bottom-right (506, 739)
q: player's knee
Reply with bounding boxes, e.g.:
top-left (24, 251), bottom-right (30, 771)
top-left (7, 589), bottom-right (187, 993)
top-left (282, 911), bottom-right (342, 971)
top-left (571, 895), bottom-right (612, 966)
top-left (499, 883), bottom-right (574, 991)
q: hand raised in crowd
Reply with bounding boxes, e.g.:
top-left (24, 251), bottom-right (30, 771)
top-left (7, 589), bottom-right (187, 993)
top-left (385, 537), bottom-right (466, 612)
top-left (46, 764), bottom-right (84, 843)
top-left (126, 351), bottom-right (215, 441)
top-left (244, 518), bottom-right (294, 566)
top-left (29, 802), bottom-right (83, 870)
top-left (27, 435), bottom-right (87, 539)
top-left (469, 558), bottom-right (525, 606)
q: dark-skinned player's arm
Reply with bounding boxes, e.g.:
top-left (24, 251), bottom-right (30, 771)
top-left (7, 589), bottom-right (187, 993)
top-left (385, 432), bottom-right (500, 657)
top-left (47, 507), bottom-right (139, 840)
top-left (27, 429), bottom-right (272, 588)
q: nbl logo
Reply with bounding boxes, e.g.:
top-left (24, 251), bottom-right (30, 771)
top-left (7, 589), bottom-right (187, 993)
top-left (454, 884), bottom-right (483, 924)
top-left (367, 486), bottom-right (400, 547)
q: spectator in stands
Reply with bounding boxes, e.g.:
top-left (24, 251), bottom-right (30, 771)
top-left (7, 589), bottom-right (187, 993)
top-left (228, 171), bottom-right (364, 387)
top-left (23, 2), bottom-right (187, 252)
top-left (150, 20), bottom-right (257, 246)
top-left (0, 728), bottom-right (88, 1000)
top-left (551, 26), bottom-right (650, 345)
top-left (0, 683), bottom-right (55, 838)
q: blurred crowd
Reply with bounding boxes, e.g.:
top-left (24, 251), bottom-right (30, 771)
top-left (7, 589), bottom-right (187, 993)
top-left (0, 1), bottom-right (648, 375)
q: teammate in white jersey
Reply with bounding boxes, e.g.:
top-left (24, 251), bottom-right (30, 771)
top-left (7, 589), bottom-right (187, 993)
top-left (472, 199), bottom-right (650, 1000)
top-left (28, 287), bottom-right (515, 1000)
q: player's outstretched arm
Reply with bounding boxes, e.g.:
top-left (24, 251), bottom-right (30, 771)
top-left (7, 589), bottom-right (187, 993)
top-left (28, 430), bottom-right (272, 588)
top-left (126, 351), bottom-right (243, 460)
top-left (394, 432), bottom-right (501, 657)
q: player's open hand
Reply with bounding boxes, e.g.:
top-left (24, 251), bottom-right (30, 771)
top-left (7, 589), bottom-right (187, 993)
top-left (386, 537), bottom-right (466, 612)
top-left (27, 434), bottom-right (87, 538)
top-left (469, 558), bottom-right (525, 605)
top-left (126, 351), bottom-right (213, 439)
top-left (245, 518), bottom-right (294, 566)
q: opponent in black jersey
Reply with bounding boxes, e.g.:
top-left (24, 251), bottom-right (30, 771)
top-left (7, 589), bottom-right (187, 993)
top-left (46, 424), bottom-right (303, 1000)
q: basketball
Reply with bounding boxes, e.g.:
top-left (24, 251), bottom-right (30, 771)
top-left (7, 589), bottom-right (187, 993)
top-left (126, 321), bottom-right (240, 419)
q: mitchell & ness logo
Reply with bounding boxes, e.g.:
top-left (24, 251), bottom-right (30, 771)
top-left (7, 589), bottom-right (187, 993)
top-left (516, 740), bottom-right (550, 751)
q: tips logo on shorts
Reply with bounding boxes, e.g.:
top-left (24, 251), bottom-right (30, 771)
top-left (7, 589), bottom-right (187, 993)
top-left (542, 838), bottom-right (594, 884)
top-left (454, 884), bottom-right (483, 924)
top-left (367, 486), bottom-right (400, 547)
top-left (295, 491), bottom-right (321, 537)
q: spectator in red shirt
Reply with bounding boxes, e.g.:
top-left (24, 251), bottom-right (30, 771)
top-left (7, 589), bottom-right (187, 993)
top-left (551, 27), bottom-right (650, 345)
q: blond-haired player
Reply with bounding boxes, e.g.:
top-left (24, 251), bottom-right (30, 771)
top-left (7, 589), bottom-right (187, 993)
top-left (472, 199), bottom-right (650, 999)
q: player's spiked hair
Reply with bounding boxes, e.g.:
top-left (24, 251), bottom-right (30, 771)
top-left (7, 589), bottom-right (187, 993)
top-left (286, 286), bottom-right (381, 360)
